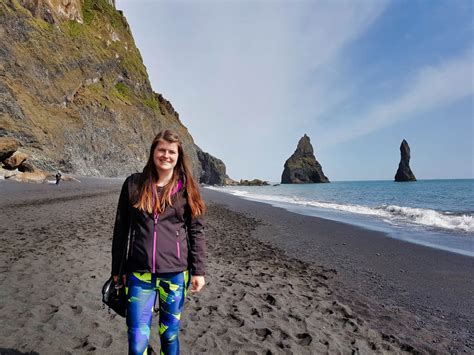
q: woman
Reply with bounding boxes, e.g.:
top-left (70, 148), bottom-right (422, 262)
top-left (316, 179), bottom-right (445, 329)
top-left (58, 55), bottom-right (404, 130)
top-left (111, 129), bottom-right (206, 355)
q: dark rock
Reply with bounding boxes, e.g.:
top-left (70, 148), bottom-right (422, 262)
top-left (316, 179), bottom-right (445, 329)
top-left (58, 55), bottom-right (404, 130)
top-left (18, 160), bottom-right (36, 172)
top-left (0, 137), bottom-right (21, 161)
top-left (197, 147), bottom-right (226, 186)
top-left (239, 179), bottom-right (269, 186)
top-left (3, 151), bottom-right (28, 169)
top-left (224, 175), bottom-right (239, 186)
top-left (0, 82), bottom-right (26, 121)
top-left (281, 134), bottom-right (329, 184)
top-left (395, 139), bottom-right (416, 182)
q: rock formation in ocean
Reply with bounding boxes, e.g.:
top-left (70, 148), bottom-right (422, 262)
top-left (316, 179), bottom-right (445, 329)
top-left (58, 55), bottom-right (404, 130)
top-left (0, 0), bottom-right (226, 184)
top-left (223, 176), bottom-right (270, 186)
top-left (281, 134), bottom-right (329, 184)
top-left (395, 139), bottom-right (416, 182)
top-left (238, 179), bottom-right (269, 186)
top-left (224, 175), bottom-right (238, 186)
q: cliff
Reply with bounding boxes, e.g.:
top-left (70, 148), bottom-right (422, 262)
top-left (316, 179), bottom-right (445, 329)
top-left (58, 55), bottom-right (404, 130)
top-left (281, 134), bottom-right (329, 184)
top-left (0, 0), bottom-right (225, 183)
top-left (394, 139), bottom-right (416, 182)
top-left (196, 147), bottom-right (225, 185)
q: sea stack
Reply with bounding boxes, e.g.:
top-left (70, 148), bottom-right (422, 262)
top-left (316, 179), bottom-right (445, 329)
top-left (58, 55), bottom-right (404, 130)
top-left (281, 134), bottom-right (329, 184)
top-left (395, 139), bottom-right (416, 182)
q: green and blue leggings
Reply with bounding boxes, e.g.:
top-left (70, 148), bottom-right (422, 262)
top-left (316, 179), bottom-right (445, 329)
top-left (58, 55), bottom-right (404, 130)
top-left (126, 271), bottom-right (190, 355)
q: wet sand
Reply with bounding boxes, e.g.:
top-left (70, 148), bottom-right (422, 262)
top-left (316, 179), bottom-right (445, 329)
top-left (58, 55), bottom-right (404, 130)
top-left (0, 178), bottom-right (472, 354)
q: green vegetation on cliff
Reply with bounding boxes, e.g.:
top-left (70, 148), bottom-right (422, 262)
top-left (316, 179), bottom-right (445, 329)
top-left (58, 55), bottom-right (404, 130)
top-left (0, 0), bottom-right (206, 177)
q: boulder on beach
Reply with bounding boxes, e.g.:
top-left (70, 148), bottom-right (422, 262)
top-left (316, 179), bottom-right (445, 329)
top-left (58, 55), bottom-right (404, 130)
top-left (0, 140), bottom-right (49, 182)
top-left (18, 161), bottom-right (37, 173)
top-left (281, 134), bottom-right (329, 184)
top-left (8, 171), bottom-right (47, 183)
top-left (3, 151), bottom-right (28, 169)
top-left (0, 137), bottom-right (21, 161)
top-left (395, 139), bottom-right (416, 182)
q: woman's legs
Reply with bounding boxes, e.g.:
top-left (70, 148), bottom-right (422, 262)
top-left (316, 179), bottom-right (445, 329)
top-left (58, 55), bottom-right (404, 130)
top-left (127, 273), bottom-right (156, 355)
top-left (156, 270), bottom-right (190, 355)
top-left (127, 271), bottom-right (190, 355)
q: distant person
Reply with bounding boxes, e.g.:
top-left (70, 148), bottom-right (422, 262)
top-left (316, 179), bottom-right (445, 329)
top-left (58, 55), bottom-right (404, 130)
top-left (111, 129), bottom-right (206, 355)
top-left (55, 171), bottom-right (62, 185)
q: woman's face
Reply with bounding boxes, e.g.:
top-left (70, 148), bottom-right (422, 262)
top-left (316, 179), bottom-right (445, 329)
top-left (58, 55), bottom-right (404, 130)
top-left (154, 140), bottom-right (179, 175)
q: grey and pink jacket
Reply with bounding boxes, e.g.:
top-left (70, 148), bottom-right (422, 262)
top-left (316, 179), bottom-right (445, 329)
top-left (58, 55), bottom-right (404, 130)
top-left (111, 173), bottom-right (206, 276)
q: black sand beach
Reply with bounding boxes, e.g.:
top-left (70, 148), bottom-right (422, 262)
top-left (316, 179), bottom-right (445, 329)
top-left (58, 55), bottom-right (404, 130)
top-left (0, 178), bottom-right (472, 354)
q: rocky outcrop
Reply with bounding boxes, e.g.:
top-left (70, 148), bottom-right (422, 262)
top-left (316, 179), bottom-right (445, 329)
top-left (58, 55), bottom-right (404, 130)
top-left (281, 134), bottom-right (329, 184)
top-left (3, 151), bottom-right (28, 169)
top-left (0, 0), bottom-right (223, 180)
top-left (238, 179), bottom-right (269, 186)
top-left (197, 147), bottom-right (226, 185)
top-left (18, 160), bottom-right (36, 172)
top-left (223, 175), bottom-right (269, 186)
top-left (0, 143), bottom-right (48, 183)
top-left (0, 137), bottom-right (21, 161)
top-left (224, 175), bottom-right (238, 186)
top-left (395, 139), bottom-right (416, 182)
top-left (19, 0), bottom-right (83, 24)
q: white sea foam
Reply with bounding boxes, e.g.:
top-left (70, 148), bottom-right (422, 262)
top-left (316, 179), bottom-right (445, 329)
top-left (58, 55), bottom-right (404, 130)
top-left (205, 186), bottom-right (474, 233)
top-left (379, 205), bottom-right (473, 233)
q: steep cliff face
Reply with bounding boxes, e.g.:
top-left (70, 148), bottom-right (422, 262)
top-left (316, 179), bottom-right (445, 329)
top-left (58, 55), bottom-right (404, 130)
top-left (196, 147), bottom-right (226, 186)
top-left (395, 139), bottom-right (416, 182)
top-left (281, 134), bottom-right (329, 184)
top-left (0, 0), bottom-right (225, 183)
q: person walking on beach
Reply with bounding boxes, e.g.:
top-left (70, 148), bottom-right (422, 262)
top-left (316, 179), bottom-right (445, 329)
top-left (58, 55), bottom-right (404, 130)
top-left (55, 171), bottom-right (62, 185)
top-left (111, 129), bottom-right (206, 355)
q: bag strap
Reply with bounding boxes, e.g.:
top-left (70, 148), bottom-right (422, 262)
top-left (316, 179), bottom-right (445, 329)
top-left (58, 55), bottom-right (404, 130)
top-left (117, 175), bottom-right (136, 279)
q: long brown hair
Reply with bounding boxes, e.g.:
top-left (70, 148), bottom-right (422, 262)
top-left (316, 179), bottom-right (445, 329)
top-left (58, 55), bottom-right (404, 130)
top-left (133, 129), bottom-right (206, 218)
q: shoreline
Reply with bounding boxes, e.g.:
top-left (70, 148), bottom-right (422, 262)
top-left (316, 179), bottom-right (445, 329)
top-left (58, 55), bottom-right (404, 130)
top-left (201, 188), bottom-right (474, 352)
top-left (204, 184), bottom-right (474, 258)
top-left (0, 178), bottom-right (472, 353)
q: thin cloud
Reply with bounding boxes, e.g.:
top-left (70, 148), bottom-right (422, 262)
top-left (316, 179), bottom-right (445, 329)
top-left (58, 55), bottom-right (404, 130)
top-left (320, 51), bottom-right (474, 147)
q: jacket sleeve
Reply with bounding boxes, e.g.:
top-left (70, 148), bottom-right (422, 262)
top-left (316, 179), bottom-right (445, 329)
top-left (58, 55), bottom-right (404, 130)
top-left (185, 203), bottom-right (206, 276)
top-left (111, 176), bottom-right (132, 276)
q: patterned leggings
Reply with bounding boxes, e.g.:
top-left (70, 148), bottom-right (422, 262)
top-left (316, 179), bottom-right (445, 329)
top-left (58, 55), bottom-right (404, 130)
top-left (126, 271), bottom-right (190, 355)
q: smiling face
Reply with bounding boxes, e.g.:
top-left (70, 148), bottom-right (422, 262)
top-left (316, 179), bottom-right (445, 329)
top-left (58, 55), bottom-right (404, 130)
top-left (153, 139), bottom-right (179, 176)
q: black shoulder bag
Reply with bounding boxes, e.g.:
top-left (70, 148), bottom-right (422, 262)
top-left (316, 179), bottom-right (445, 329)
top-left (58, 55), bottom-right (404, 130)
top-left (101, 248), bottom-right (128, 317)
top-left (102, 176), bottom-right (135, 317)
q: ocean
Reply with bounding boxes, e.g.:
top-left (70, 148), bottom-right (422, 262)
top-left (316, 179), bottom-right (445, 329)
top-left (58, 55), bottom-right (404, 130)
top-left (206, 179), bottom-right (474, 257)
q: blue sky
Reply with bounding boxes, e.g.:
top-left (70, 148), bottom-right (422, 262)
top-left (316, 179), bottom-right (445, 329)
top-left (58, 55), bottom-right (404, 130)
top-left (116, 0), bottom-right (473, 181)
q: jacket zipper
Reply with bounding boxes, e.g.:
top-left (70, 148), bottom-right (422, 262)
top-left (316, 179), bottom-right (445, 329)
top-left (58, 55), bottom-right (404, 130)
top-left (152, 212), bottom-right (159, 274)
top-left (176, 230), bottom-right (181, 259)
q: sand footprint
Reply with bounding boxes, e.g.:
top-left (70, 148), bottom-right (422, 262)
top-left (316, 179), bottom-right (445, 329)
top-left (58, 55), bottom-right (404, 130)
top-left (263, 294), bottom-right (277, 306)
top-left (226, 313), bottom-right (245, 327)
top-left (40, 304), bottom-right (59, 323)
top-left (255, 328), bottom-right (272, 341)
top-left (102, 333), bottom-right (113, 348)
top-left (73, 337), bottom-right (97, 352)
top-left (70, 304), bottom-right (83, 315)
top-left (296, 332), bottom-right (313, 346)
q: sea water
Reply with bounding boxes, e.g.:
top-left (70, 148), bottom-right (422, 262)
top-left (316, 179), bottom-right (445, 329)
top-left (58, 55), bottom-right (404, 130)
top-left (206, 179), bottom-right (474, 257)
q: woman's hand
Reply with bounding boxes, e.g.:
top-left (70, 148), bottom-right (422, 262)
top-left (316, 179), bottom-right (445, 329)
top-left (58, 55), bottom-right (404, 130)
top-left (190, 275), bottom-right (205, 293)
top-left (112, 275), bottom-right (126, 285)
